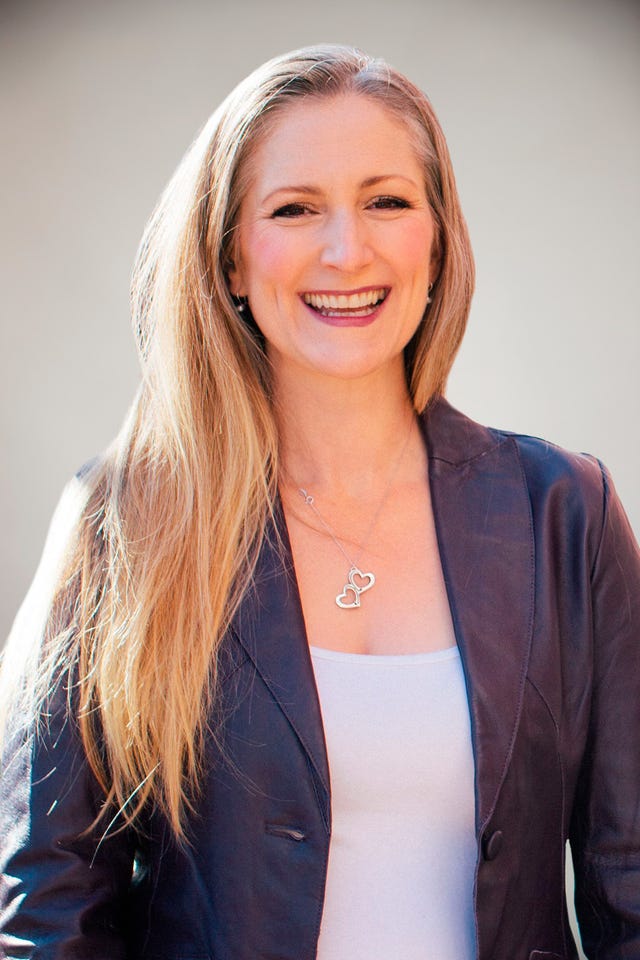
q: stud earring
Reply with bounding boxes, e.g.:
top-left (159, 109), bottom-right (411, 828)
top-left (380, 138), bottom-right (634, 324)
top-left (233, 295), bottom-right (249, 315)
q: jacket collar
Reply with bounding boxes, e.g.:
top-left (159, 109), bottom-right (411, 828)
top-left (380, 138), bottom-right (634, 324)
top-left (230, 397), bottom-right (535, 833)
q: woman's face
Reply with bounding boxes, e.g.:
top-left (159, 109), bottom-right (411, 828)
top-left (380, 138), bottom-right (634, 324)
top-left (228, 93), bottom-right (439, 388)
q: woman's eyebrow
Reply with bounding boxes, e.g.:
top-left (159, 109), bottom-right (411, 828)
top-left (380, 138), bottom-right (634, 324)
top-left (262, 174), bottom-right (419, 205)
top-left (360, 174), bottom-right (419, 189)
top-left (262, 184), bottom-right (320, 204)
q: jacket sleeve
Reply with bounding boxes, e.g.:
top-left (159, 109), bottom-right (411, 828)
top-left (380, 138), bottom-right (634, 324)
top-left (0, 697), bottom-right (136, 960)
top-left (570, 462), bottom-right (640, 957)
top-left (0, 477), bottom-right (136, 960)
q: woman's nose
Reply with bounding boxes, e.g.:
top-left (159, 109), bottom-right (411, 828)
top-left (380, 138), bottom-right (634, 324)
top-left (318, 211), bottom-right (374, 272)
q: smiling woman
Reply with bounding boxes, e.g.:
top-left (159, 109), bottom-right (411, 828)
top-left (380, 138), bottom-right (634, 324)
top-left (1, 43), bottom-right (639, 960)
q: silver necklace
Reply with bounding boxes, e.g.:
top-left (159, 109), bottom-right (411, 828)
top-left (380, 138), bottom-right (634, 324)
top-left (296, 417), bottom-right (414, 610)
top-left (298, 489), bottom-right (377, 609)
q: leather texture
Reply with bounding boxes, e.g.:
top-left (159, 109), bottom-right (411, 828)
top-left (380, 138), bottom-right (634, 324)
top-left (2, 398), bottom-right (640, 960)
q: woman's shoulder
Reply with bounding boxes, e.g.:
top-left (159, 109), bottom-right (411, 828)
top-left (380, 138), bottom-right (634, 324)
top-left (428, 397), bottom-right (604, 477)
top-left (26, 458), bottom-right (101, 595)
top-left (426, 397), bottom-right (610, 526)
top-left (498, 424), bottom-right (607, 501)
top-left (2, 459), bottom-right (101, 689)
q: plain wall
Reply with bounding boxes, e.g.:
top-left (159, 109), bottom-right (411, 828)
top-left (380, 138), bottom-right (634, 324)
top-left (1, 1), bottom-right (639, 952)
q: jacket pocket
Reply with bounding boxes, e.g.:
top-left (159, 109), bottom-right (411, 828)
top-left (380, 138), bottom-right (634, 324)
top-left (529, 951), bottom-right (565, 959)
top-left (265, 822), bottom-right (307, 842)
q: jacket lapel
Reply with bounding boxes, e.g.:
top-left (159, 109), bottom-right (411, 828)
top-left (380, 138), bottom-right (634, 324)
top-left (230, 507), bottom-right (330, 805)
top-left (423, 399), bottom-right (535, 831)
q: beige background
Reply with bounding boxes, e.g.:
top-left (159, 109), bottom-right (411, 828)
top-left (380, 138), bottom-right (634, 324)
top-left (1, 1), bottom-right (638, 951)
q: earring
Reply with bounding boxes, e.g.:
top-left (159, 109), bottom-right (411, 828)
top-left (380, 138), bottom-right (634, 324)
top-left (426, 281), bottom-right (434, 305)
top-left (233, 295), bottom-right (249, 315)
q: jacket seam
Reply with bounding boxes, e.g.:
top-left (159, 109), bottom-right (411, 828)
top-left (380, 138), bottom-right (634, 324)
top-left (525, 676), bottom-right (560, 734)
top-left (429, 433), bottom-right (508, 467)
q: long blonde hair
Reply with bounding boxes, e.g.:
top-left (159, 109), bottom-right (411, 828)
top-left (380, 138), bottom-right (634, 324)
top-left (1, 45), bottom-right (474, 839)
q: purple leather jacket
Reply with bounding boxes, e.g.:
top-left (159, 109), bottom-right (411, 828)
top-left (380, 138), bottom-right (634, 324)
top-left (2, 399), bottom-right (640, 959)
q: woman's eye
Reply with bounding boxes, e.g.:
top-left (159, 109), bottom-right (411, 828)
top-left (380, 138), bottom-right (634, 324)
top-left (368, 196), bottom-right (412, 210)
top-left (271, 202), bottom-right (313, 218)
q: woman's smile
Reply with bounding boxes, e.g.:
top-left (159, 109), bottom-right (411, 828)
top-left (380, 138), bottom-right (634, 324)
top-left (300, 286), bottom-right (390, 325)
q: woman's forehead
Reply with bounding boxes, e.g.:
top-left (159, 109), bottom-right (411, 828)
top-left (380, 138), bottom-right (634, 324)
top-left (243, 93), bottom-right (424, 196)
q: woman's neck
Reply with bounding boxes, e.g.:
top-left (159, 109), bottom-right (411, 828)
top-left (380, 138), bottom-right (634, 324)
top-left (274, 362), bottom-right (423, 499)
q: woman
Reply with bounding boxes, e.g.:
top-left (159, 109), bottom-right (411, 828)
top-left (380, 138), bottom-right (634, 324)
top-left (1, 44), bottom-right (639, 960)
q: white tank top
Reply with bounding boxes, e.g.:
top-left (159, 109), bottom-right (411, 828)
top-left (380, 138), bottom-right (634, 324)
top-left (310, 645), bottom-right (477, 960)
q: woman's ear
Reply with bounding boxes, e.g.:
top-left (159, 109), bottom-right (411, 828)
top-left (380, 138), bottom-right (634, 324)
top-left (429, 243), bottom-right (442, 287)
top-left (227, 259), bottom-right (245, 297)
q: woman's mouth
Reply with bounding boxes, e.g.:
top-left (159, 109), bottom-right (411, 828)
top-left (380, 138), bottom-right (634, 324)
top-left (302, 287), bottom-right (389, 319)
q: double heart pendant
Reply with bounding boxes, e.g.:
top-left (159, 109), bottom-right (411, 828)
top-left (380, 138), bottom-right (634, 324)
top-left (335, 566), bottom-right (376, 609)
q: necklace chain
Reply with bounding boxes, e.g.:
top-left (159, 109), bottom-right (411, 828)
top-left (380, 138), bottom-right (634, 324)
top-left (295, 414), bottom-right (415, 609)
top-left (298, 490), bottom-right (358, 568)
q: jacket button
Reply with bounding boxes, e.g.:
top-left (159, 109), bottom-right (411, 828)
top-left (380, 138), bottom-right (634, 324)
top-left (482, 830), bottom-right (503, 861)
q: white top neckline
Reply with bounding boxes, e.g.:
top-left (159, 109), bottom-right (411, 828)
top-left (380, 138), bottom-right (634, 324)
top-left (309, 644), bottom-right (460, 665)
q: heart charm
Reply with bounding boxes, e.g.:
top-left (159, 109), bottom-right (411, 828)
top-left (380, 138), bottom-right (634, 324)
top-left (336, 584), bottom-right (361, 609)
top-left (348, 567), bottom-right (375, 593)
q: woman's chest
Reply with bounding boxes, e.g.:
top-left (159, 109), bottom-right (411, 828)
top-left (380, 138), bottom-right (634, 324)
top-left (285, 482), bottom-right (457, 655)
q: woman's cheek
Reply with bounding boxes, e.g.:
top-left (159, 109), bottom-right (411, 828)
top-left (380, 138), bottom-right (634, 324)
top-left (391, 220), bottom-right (436, 268)
top-left (251, 227), bottom-right (304, 283)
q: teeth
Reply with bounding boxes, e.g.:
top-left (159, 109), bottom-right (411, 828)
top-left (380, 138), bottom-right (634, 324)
top-left (303, 288), bottom-right (387, 311)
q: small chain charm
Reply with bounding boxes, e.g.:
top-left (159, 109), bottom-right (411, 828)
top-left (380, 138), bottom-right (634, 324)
top-left (336, 566), bottom-right (376, 609)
